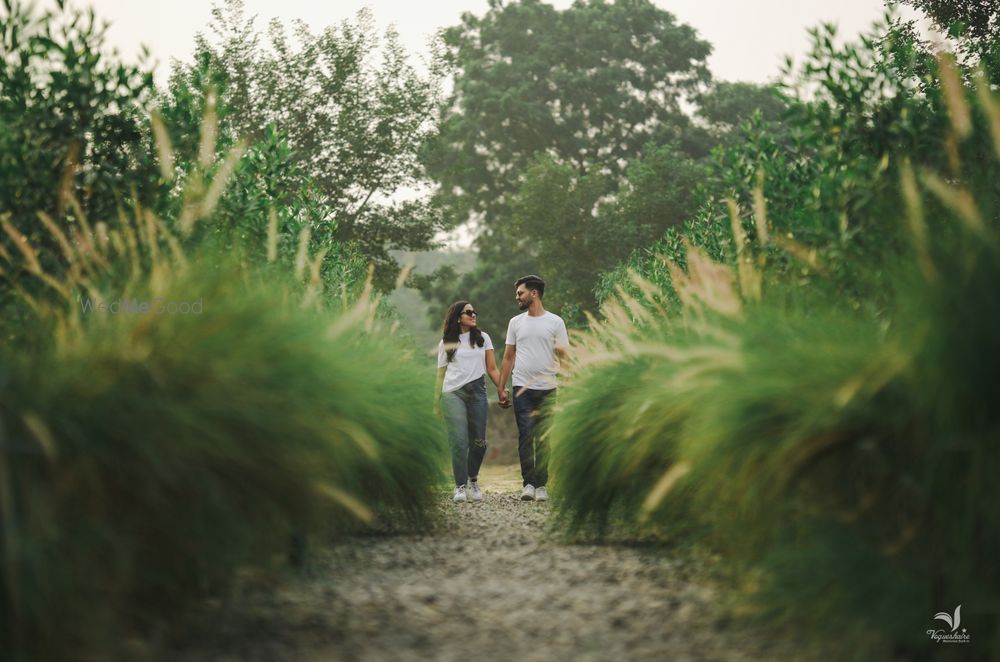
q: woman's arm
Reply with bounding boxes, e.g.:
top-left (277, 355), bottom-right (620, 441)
top-left (484, 348), bottom-right (502, 391)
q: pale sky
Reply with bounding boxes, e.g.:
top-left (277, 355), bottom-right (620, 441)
top-left (82, 0), bottom-right (923, 87)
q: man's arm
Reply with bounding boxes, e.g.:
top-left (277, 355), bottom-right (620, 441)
top-left (554, 318), bottom-right (571, 364)
top-left (498, 344), bottom-right (516, 405)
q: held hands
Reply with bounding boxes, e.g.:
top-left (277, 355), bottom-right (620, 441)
top-left (497, 388), bottom-right (512, 408)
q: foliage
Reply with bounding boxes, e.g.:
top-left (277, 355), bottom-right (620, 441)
top-left (157, 80), bottom-right (369, 298)
top-left (420, 0), bottom-right (717, 331)
top-left (898, 0), bottom-right (999, 65)
top-left (0, 0), bottom-right (158, 287)
top-left (550, 47), bottom-right (1000, 659)
top-left (171, 0), bottom-right (449, 290)
top-left (601, 15), bottom-right (1000, 313)
top-left (0, 253), bottom-right (445, 660)
top-left (424, 0), bottom-right (711, 224)
top-left (497, 144), bottom-right (707, 322)
top-left (0, 5), bottom-right (448, 655)
top-left (694, 80), bottom-right (788, 145)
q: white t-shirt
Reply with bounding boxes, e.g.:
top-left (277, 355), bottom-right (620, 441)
top-left (437, 331), bottom-right (494, 392)
top-left (505, 311), bottom-right (569, 390)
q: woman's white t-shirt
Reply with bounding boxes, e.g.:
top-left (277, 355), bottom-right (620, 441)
top-left (437, 331), bottom-right (494, 392)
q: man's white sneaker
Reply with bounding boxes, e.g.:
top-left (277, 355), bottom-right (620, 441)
top-left (468, 481), bottom-right (482, 502)
top-left (453, 485), bottom-right (468, 503)
top-left (520, 484), bottom-right (536, 501)
top-left (535, 486), bottom-right (548, 502)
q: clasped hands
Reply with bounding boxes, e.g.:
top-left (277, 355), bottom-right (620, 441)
top-left (497, 388), bottom-right (512, 408)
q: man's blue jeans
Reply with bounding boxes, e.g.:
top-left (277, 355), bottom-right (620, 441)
top-left (441, 375), bottom-right (489, 487)
top-left (512, 386), bottom-right (555, 488)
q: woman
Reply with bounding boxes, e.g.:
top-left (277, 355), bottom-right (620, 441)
top-left (435, 301), bottom-right (504, 503)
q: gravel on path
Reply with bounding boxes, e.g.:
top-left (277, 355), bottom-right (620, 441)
top-left (171, 465), bottom-right (814, 662)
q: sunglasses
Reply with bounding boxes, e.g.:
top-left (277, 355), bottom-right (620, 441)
top-left (461, 309), bottom-right (477, 317)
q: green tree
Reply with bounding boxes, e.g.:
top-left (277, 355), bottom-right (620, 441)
top-left (0, 0), bottom-right (158, 284)
top-left (154, 58), bottom-right (367, 299)
top-left (421, 0), bottom-right (713, 331)
top-left (499, 143), bottom-right (706, 322)
top-left (695, 80), bottom-right (788, 143)
top-left (170, 0), bottom-right (448, 290)
top-left (898, 0), bottom-right (999, 62)
top-left (424, 0), bottom-right (712, 225)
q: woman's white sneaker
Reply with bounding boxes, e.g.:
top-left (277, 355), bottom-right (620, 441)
top-left (469, 481), bottom-right (482, 502)
top-left (534, 486), bottom-right (547, 502)
top-left (453, 485), bottom-right (468, 503)
top-left (520, 484), bottom-right (536, 501)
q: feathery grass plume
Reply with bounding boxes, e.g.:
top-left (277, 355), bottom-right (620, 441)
top-left (899, 161), bottom-right (936, 283)
top-left (0, 213), bottom-right (70, 301)
top-left (919, 170), bottom-right (986, 236)
top-left (266, 207), bottom-right (279, 263)
top-left (35, 211), bottom-right (76, 265)
top-left (295, 225), bottom-right (312, 280)
top-left (201, 140), bottom-right (248, 218)
top-left (751, 170), bottom-right (769, 245)
top-left (726, 199), bottom-right (761, 301)
top-left (150, 111), bottom-right (175, 182)
top-left (974, 68), bottom-right (1000, 159)
top-left (937, 51), bottom-right (972, 141)
top-left (198, 88), bottom-right (218, 169)
top-left (0, 213), bottom-right (42, 275)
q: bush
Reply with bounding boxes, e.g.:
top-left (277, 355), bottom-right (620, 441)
top-left (550, 56), bottom-right (1000, 658)
top-left (0, 11), bottom-right (446, 651)
top-left (599, 15), bottom-right (1000, 316)
top-left (0, 226), bottom-right (445, 660)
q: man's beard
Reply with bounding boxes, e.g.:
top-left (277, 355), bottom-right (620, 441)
top-left (517, 300), bottom-right (529, 310)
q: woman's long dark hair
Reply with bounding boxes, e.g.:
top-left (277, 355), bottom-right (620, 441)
top-left (441, 300), bottom-right (485, 363)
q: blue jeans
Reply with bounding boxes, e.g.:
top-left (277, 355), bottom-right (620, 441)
top-left (513, 386), bottom-right (555, 487)
top-left (441, 375), bottom-right (488, 486)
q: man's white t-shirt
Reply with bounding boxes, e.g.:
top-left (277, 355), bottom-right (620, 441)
top-left (437, 331), bottom-right (494, 392)
top-left (505, 311), bottom-right (569, 390)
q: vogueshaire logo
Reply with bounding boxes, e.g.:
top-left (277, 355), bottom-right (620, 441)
top-left (927, 604), bottom-right (971, 644)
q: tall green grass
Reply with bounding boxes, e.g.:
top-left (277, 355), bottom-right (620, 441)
top-left (0, 120), bottom-right (446, 660)
top-left (549, 59), bottom-right (1000, 659)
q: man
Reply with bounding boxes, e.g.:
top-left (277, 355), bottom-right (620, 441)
top-left (498, 275), bottom-right (569, 502)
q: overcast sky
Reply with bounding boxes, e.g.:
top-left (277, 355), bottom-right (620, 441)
top-left (83, 0), bottom-right (923, 86)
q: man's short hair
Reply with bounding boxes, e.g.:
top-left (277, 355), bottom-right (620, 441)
top-left (515, 274), bottom-right (545, 298)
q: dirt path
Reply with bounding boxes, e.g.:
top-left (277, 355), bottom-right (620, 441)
top-left (173, 465), bottom-right (809, 661)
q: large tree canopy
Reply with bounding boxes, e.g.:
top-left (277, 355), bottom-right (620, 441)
top-left (419, 0), bottom-right (716, 330)
top-left (172, 0), bottom-right (449, 289)
top-left (423, 0), bottom-right (713, 225)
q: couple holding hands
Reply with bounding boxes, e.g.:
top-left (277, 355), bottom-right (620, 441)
top-left (434, 275), bottom-right (569, 503)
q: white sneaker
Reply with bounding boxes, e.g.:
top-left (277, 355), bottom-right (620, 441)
top-left (453, 485), bottom-right (467, 503)
top-left (468, 481), bottom-right (482, 502)
top-left (520, 484), bottom-right (535, 501)
top-left (535, 486), bottom-right (547, 502)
